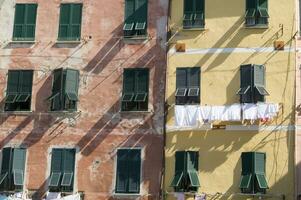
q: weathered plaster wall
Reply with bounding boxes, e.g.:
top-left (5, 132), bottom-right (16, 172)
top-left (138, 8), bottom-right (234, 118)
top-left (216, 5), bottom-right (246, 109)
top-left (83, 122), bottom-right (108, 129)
top-left (0, 0), bottom-right (168, 199)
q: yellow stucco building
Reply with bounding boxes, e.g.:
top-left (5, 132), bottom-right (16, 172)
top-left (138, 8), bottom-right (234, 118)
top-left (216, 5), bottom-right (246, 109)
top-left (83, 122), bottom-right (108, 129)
top-left (164, 0), bottom-right (296, 199)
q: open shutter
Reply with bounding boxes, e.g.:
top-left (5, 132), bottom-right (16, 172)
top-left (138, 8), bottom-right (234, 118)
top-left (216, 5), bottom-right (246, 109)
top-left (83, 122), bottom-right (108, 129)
top-left (12, 148), bottom-right (26, 186)
top-left (134, 69), bottom-right (148, 102)
top-left (240, 152), bottom-right (253, 189)
top-left (254, 153), bottom-right (268, 189)
top-left (49, 149), bottom-right (63, 187)
top-left (171, 151), bottom-right (185, 187)
top-left (0, 148), bottom-right (12, 187)
top-left (13, 4), bottom-right (26, 40)
top-left (6, 71), bottom-right (20, 103)
top-left (238, 65), bottom-right (253, 103)
top-left (61, 149), bottom-right (75, 187)
top-left (70, 4), bottom-right (82, 40)
top-left (122, 70), bottom-right (136, 102)
top-left (254, 65), bottom-right (269, 96)
top-left (49, 68), bottom-right (64, 111)
top-left (116, 150), bottom-right (128, 193)
top-left (25, 4), bottom-right (37, 40)
top-left (16, 70), bottom-right (33, 102)
top-left (65, 69), bottom-right (79, 101)
top-left (187, 151), bottom-right (200, 187)
top-left (184, 0), bottom-right (194, 14)
top-left (128, 150), bottom-right (141, 193)
top-left (195, 0), bottom-right (204, 13)
top-left (58, 4), bottom-right (71, 40)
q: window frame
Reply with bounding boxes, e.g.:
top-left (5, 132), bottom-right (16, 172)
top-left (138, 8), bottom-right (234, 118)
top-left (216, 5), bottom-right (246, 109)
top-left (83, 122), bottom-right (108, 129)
top-left (245, 0), bottom-right (269, 27)
top-left (48, 148), bottom-right (76, 193)
top-left (4, 70), bottom-right (33, 112)
top-left (12, 3), bottom-right (38, 41)
top-left (183, 0), bottom-right (205, 29)
top-left (58, 3), bottom-right (83, 41)
top-left (121, 68), bottom-right (149, 112)
top-left (175, 67), bottom-right (200, 105)
top-left (114, 148), bottom-right (142, 195)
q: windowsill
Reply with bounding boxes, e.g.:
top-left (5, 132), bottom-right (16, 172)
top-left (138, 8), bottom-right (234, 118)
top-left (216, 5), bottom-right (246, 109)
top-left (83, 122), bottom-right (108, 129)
top-left (123, 35), bottom-right (149, 44)
top-left (10, 40), bottom-right (35, 44)
top-left (244, 25), bottom-right (269, 29)
top-left (120, 110), bottom-right (152, 114)
top-left (182, 27), bottom-right (206, 31)
top-left (47, 110), bottom-right (81, 115)
top-left (112, 193), bottom-right (141, 197)
top-left (1, 110), bottom-right (33, 115)
top-left (56, 40), bottom-right (81, 44)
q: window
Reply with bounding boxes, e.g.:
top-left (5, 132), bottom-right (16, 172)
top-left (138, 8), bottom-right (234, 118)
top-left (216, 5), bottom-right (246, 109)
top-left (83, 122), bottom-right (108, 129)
top-left (123, 0), bottom-right (148, 37)
top-left (58, 4), bottom-right (82, 41)
top-left (115, 149), bottom-right (141, 194)
top-left (236, 64), bottom-right (269, 103)
top-left (245, 0), bottom-right (269, 27)
top-left (175, 67), bottom-right (200, 105)
top-left (47, 68), bottom-right (79, 111)
top-left (5, 70), bottom-right (33, 112)
top-left (239, 152), bottom-right (269, 194)
top-left (0, 148), bottom-right (26, 192)
top-left (49, 149), bottom-right (76, 192)
top-left (13, 4), bottom-right (37, 41)
top-left (183, 0), bottom-right (204, 29)
top-left (121, 68), bottom-right (149, 111)
top-left (170, 151), bottom-right (200, 192)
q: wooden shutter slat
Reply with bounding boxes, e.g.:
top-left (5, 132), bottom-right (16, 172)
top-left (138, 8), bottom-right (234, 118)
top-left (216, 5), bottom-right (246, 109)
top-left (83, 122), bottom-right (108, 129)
top-left (70, 4), bottom-right (82, 40)
top-left (25, 4), bottom-right (37, 39)
top-left (13, 4), bottom-right (26, 39)
top-left (128, 150), bottom-right (141, 193)
top-left (59, 4), bottom-right (71, 40)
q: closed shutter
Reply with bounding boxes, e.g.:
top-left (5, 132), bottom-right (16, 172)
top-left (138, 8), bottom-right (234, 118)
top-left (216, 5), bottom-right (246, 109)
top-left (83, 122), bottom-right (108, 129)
top-left (125, 0), bottom-right (135, 23)
top-left (240, 152), bottom-right (253, 190)
top-left (134, 69), bottom-right (148, 102)
top-left (49, 149), bottom-right (63, 187)
top-left (13, 4), bottom-right (26, 39)
top-left (61, 149), bottom-right (75, 187)
top-left (135, 0), bottom-right (147, 24)
top-left (184, 0), bottom-right (194, 14)
top-left (6, 71), bottom-right (20, 103)
top-left (187, 151), bottom-right (200, 187)
top-left (12, 148), bottom-right (26, 186)
top-left (122, 70), bottom-right (135, 102)
top-left (188, 68), bottom-right (200, 88)
top-left (128, 150), bottom-right (141, 193)
top-left (70, 4), bottom-right (82, 40)
top-left (171, 151), bottom-right (185, 187)
top-left (25, 4), bottom-right (37, 40)
top-left (65, 69), bottom-right (79, 101)
top-left (116, 150), bottom-right (128, 193)
top-left (195, 0), bottom-right (204, 13)
top-left (176, 69), bottom-right (187, 89)
top-left (0, 148), bottom-right (12, 187)
top-left (58, 4), bottom-right (71, 40)
top-left (16, 70), bottom-right (33, 102)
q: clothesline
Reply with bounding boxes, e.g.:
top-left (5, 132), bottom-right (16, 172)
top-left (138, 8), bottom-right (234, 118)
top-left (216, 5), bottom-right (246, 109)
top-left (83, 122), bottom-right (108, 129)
top-left (174, 103), bottom-right (280, 127)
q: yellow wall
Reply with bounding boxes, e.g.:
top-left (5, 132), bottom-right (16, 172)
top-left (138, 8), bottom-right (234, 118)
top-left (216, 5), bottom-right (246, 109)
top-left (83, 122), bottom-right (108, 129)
top-left (165, 0), bottom-right (296, 199)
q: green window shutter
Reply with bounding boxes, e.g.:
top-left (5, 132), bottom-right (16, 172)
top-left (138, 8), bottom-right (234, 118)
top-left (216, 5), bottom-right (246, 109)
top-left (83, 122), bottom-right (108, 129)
top-left (239, 65), bottom-right (253, 103)
top-left (12, 148), bottom-right (26, 186)
top-left (0, 148), bottom-right (12, 186)
top-left (253, 65), bottom-right (265, 87)
top-left (16, 70), bottom-right (33, 102)
top-left (6, 71), bottom-right (20, 103)
top-left (240, 174), bottom-right (252, 189)
top-left (70, 4), bottom-right (82, 40)
top-left (187, 151), bottom-right (200, 187)
top-left (58, 4), bottom-right (71, 40)
top-left (134, 69), bottom-right (149, 102)
top-left (246, 0), bottom-right (257, 9)
top-left (171, 151), bottom-right (186, 187)
top-left (61, 149), bottom-right (75, 187)
top-left (49, 68), bottom-right (64, 111)
top-left (135, 0), bottom-right (147, 23)
top-left (241, 152), bottom-right (253, 175)
top-left (25, 4), bottom-right (37, 40)
top-left (13, 4), bottom-right (26, 40)
top-left (51, 149), bottom-right (63, 172)
top-left (116, 150), bottom-right (128, 193)
top-left (188, 68), bottom-right (200, 88)
top-left (122, 70), bottom-right (136, 102)
top-left (64, 69), bottom-right (79, 102)
top-left (254, 152), bottom-right (265, 174)
top-left (195, 0), bottom-right (204, 13)
top-left (184, 0), bottom-right (194, 14)
top-left (176, 68), bottom-right (188, 89)
top-left (128, 150), bottom-right (141, 193)
top-left (125, 0), bottom-right (135, 22)
top-left (258, 0), bottom-right (267, 9)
